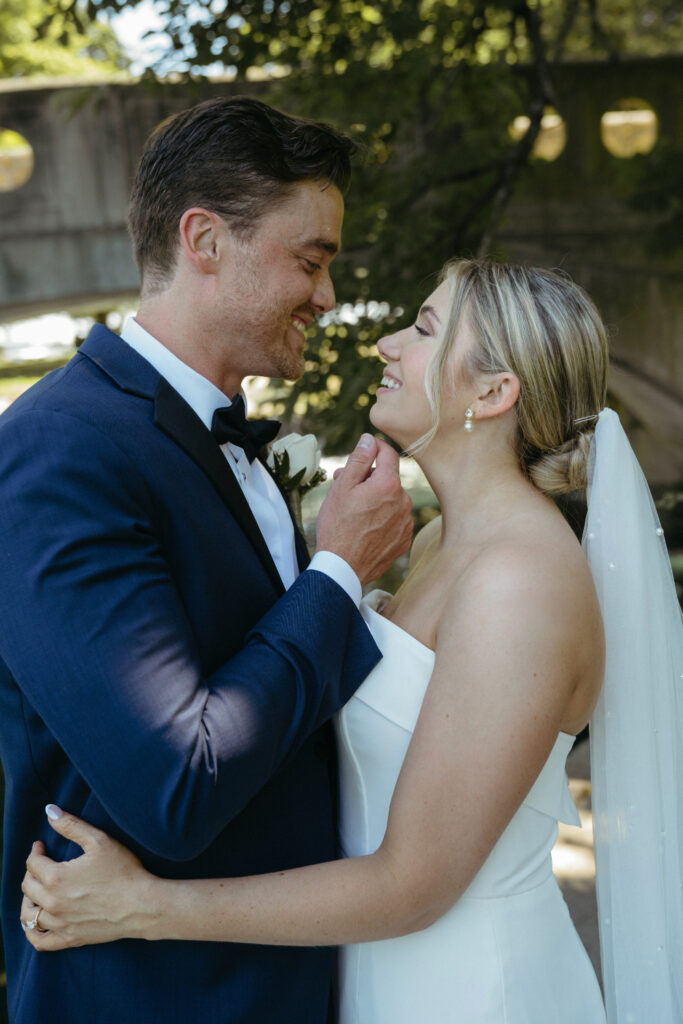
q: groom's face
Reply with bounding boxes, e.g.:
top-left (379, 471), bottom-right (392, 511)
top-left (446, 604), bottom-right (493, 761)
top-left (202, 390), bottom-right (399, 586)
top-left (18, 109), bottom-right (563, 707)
top-left (213, 179), bottom-right (344, 386)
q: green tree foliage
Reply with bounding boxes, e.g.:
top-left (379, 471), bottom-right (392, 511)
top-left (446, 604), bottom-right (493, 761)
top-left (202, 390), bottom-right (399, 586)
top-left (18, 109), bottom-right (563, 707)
top-left (46, 0), bottom-right (683, 447)
top-left (65, 0), bottom-right (683, 75)
top-left (0, 0), bottom-right (125, 78)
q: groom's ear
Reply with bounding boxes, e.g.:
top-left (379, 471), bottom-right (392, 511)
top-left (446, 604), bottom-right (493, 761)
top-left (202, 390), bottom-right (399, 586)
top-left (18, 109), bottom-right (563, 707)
top-left (178, 207), bottom-right (224, 275)
top-left (474, 372), bottom-right (520, 421)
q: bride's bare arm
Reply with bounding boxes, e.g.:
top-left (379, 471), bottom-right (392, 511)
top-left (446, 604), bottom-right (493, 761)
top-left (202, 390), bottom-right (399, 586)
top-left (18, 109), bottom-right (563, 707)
top-left (22, 542), bottom-right (598, 951)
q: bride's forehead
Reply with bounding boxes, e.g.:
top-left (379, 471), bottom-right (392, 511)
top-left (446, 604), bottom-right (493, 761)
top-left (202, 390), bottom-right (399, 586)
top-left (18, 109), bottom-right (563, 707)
top-left (424, 279), bottom-right (451, 314)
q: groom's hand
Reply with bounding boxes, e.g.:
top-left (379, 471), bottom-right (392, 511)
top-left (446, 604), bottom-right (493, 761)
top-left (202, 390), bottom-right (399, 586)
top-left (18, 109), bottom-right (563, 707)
top-left (316, 434), bottom-right (413, 585)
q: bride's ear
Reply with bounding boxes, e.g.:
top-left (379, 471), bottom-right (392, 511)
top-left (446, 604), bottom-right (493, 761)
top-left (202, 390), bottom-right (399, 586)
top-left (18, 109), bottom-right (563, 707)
top-left (473, 372), bottom-right (520, 422)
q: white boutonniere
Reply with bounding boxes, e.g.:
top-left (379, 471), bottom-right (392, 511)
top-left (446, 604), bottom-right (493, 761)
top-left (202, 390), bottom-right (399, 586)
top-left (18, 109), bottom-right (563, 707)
top-left (266, 433), bottom-right (327, 530)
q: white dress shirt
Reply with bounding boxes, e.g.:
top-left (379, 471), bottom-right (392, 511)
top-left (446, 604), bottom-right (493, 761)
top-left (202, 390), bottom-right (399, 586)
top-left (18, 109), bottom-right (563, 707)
top-left (120, 317), bottom-right (361, 604)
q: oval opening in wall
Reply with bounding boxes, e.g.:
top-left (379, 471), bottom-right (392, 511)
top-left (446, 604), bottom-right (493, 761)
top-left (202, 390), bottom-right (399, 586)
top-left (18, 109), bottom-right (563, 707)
top-left (600, 99), bottom-right (658, 158)
top-left (0, 129), bottom-right (35, 192)
top-left (509, 109), bottom-right (567, 162)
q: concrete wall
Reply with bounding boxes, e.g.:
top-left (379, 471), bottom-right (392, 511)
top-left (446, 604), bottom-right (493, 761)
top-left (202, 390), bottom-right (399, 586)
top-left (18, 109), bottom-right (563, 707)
top-left (0, 77), bottom-right (252, 317)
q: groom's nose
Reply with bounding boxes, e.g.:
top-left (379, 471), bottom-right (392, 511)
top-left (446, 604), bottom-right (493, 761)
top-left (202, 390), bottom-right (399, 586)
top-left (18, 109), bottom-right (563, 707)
top-left (311, 269), bottom-right (335, 313)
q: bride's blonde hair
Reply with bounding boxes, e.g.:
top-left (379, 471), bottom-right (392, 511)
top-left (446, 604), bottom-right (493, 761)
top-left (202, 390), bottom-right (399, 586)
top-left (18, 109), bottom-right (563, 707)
top-left (416, 259), bottom-right (608, 496)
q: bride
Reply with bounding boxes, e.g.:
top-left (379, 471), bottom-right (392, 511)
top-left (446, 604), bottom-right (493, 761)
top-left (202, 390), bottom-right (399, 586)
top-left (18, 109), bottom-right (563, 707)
top-left (21, 260), bottom-right (683, 1022)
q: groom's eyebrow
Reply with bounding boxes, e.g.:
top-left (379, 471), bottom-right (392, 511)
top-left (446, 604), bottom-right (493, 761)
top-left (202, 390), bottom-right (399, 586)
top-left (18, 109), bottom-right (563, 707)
top-left (303, 237), bottom-right (339, 257)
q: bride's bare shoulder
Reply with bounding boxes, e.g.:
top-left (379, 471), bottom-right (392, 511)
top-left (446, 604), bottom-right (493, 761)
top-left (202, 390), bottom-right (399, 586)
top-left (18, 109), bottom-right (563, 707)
top-left (439, 511), bottom-right (600, 648)
top-left (435, 516), bottom-right (604, 733)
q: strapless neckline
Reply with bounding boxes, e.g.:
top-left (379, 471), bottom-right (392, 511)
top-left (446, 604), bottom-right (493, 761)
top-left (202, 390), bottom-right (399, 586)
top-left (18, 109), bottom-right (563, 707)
top-left (362, 593), bottom-right (434, 656)
top-left (361, 590), bottom-right (577, 745)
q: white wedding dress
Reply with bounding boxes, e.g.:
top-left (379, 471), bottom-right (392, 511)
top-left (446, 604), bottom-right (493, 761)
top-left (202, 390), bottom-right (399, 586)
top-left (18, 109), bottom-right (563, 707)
top-left (335, 593), bottom-right (606, 1023)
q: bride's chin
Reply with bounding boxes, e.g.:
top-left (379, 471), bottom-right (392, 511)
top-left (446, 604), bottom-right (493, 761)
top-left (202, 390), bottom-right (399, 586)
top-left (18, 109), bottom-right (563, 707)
top-left (371, 405), bottom-right (412, 446)
top-left (369, 415), bottom-right (404, 451)
top-left (369, 405), bottom-right (390, 433)
top-left (368, 403), bottom-right (382, 430)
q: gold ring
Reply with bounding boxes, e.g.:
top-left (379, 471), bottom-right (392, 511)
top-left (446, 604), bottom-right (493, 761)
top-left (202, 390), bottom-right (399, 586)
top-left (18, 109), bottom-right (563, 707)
top-left (25, 906), bottom-right (43, 931)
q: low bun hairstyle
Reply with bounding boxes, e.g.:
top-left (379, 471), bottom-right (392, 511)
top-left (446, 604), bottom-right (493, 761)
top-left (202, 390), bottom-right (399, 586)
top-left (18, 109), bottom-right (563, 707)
top-left (420, 259), bottom-right (608, 497)
top-left (528, 429), bottom-right (596, 496)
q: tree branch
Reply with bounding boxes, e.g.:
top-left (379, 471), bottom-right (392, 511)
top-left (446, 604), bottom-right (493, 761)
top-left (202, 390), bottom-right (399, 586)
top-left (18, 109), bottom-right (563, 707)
top-left (475, 0), bottom-right (560, 256)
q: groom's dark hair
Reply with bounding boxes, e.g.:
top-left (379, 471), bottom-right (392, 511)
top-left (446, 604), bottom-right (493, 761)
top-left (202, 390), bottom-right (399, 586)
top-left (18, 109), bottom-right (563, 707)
top-left (128, 95), bottom-right (357, 291)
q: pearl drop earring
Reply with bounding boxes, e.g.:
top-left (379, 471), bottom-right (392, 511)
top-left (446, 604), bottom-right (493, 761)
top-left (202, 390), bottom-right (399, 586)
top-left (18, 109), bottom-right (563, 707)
top-left (464, 408), bottom-right (474, 432)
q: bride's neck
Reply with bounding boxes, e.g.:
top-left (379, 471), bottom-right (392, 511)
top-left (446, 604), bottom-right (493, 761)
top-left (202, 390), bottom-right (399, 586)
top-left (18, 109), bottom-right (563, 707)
top-left (415, 437), bottom-right (537, 548)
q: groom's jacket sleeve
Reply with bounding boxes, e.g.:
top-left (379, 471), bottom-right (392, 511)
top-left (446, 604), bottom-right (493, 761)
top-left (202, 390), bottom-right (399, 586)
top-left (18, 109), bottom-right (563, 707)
top-left (0, 406), bottom-right (380, 860)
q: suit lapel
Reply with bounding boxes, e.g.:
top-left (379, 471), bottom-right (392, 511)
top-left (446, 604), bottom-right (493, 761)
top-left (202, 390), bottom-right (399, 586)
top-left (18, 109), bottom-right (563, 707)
top-left (154, 379), bottom-right (287, 597)
top-left (80, 325), bottom-right (288, 595)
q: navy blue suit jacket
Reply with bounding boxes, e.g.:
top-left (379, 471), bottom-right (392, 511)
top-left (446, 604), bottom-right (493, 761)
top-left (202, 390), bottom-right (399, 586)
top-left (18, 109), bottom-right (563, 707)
top-left (0, 326), bottom-right (380, 1023)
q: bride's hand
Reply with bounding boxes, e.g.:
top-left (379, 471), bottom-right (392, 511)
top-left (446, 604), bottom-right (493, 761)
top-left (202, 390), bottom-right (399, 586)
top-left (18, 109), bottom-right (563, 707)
top-left (20, 806), bottom-right (156, 950)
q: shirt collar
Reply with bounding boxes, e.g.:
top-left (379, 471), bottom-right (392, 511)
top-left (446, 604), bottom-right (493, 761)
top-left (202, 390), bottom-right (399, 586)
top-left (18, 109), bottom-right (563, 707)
top-left (120, 316), bottom-right (238, 430)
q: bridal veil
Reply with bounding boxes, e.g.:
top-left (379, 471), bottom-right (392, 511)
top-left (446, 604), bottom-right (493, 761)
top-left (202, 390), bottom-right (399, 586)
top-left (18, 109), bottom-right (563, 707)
top-left (583, 408), bottom-right (683, 1022)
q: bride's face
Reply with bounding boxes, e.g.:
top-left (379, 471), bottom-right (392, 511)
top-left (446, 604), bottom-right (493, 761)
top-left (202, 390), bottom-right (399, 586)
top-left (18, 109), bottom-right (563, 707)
top-left (370, 279), bottom-right (466, 449)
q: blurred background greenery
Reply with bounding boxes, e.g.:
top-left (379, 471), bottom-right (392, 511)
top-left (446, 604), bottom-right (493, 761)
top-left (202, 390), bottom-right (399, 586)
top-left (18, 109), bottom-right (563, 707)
top-left (1, 1), bottom-right (682, 1017)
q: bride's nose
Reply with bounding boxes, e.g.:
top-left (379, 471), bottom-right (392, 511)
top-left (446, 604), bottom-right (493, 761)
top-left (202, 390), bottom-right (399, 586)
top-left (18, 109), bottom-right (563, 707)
top-left (377, 332), bottom-right (401, 362)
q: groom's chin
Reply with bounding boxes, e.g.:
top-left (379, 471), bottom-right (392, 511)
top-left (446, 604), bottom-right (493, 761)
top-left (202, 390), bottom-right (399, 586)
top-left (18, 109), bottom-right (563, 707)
top-left (271, 360), bottom-right (305, 384)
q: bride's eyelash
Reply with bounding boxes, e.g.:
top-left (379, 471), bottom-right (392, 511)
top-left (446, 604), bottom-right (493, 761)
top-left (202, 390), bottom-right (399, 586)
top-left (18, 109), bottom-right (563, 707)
top-left (415, 324), bottom-right (429, 336)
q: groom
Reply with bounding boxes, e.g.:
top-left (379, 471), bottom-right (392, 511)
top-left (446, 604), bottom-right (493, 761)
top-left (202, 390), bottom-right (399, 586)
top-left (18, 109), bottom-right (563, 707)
top-left (0, 97), bottom-right (412, 1023)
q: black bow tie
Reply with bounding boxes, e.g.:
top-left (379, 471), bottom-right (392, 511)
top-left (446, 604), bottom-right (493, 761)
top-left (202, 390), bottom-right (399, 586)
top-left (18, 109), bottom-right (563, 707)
top-left (211, 395), bottom-right (280, 463)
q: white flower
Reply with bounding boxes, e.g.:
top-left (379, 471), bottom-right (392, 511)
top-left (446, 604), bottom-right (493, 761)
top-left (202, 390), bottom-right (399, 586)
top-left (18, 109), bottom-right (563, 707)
top-left (267, 433), bottom-right (321, 488)
top-left (267, 433), bottom-right (327, 533)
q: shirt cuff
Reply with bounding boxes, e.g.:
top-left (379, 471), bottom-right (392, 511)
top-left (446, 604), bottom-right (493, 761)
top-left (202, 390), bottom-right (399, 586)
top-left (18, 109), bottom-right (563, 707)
top-left (307, 551), bottom-right (362, 608)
